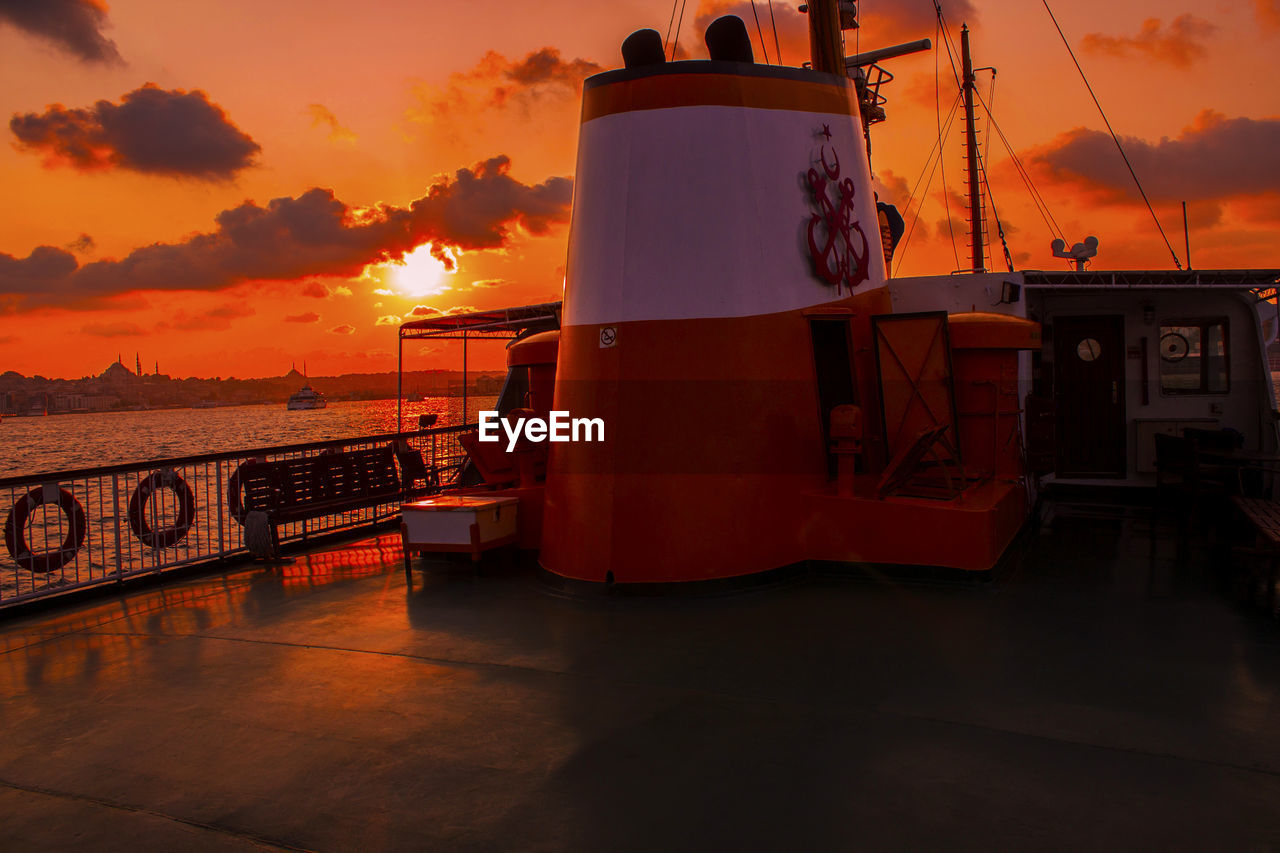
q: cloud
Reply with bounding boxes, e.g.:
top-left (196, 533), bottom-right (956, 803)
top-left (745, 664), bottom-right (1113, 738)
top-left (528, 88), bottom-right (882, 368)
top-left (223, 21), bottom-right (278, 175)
top-left (0, 155), bottom-right (572, 308)
top-left (300, 281), bottom-right (330, 298)
top-left (10, 84), bottom-right (260, 180)
top-left (409, 304), bottom-right (476, 317)
top-left (690, 1), bottom-right (808, 63)
top-left (285, 311), bottom-right (321, 323)
top-left (1080, 15), bottom-right (1216, 68)
top-left (65, 233), bottom-right (95, 254)
top-left (1257, 0), bottom-right (1280, 30)
top-left (81, 321), bottom-right (142, 337)
top-left (1028, 111), bottom-right (1280, 209)
top-left (470, 278), bottom-right (505, 288)
top-left (374, 314), bottom-right (401, 326)
top-left (160, 302), bottom-right (254, 331)
top-left (329, 324), bottom-right (355, 335)
top-left (307, 103), bottom-right (356, 144)
top-left (873, 170), bottom-right (910, 204)
top-left (855, 0), bottom-right (976, 45)
top-left (410, 47), bottom-right (601, 124)
top-left (0, 0), bottom-right (122, 64)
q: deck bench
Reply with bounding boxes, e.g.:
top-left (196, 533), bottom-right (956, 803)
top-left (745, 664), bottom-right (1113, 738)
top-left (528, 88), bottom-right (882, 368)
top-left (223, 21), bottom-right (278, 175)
top-left (235, 446), bottom-right (404, 557)
top-left (1231, 496), bottom-right (1280, 615)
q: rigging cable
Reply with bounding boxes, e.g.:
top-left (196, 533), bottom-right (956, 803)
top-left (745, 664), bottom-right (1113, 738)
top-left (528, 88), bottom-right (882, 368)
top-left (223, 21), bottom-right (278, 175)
top-left (1041, 0), bottom-right (1183, 269)
top-left (973, 86), bottom-right (1066, 244)
top-left (935, 14), bottom-right (961, 271)
top-left (749, 0), bottom-right (772, 64)
top-left (895, 91), bottom-right (965, 275)
top-left (932, 1), bottom-right (962, 91)
top-left (671, 0), bottom-right (689, 61)
top-left (974, 95), bottom-right (1015, 273)
top-left (663, 0), bottom-right (679, 57)
top-left (767, 0), bottom-right (782, 65)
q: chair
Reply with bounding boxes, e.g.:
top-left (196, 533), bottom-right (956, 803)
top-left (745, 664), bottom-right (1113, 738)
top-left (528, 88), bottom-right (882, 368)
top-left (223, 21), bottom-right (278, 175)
top-left (394, 439), bottom-right (438, 497)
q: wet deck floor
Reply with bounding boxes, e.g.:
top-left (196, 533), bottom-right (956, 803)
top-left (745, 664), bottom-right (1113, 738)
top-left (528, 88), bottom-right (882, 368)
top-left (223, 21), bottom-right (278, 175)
top-left (2, 500), bottom-right (1279, 851)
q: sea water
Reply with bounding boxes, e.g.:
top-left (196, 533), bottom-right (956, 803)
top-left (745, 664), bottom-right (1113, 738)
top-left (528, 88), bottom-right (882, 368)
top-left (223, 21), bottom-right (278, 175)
top-left (0, 397), bottom-right (497, 479)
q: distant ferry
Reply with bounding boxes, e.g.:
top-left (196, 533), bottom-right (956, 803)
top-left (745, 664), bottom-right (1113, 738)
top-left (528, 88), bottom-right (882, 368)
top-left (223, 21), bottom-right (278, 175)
top-left (286, 383), bottom-right (326, 411)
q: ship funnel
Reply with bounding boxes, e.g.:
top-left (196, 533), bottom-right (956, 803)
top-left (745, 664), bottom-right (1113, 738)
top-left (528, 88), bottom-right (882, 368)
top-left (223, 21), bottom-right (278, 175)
top-left (622, 29), bottom-right (665, 68)
top-left (705, 15), bottom-right (754, 63)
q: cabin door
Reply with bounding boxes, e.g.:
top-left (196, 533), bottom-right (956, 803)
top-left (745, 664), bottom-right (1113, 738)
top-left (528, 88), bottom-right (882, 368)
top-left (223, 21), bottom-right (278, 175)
top-left (1053, 315), bottom-right (1126, 478)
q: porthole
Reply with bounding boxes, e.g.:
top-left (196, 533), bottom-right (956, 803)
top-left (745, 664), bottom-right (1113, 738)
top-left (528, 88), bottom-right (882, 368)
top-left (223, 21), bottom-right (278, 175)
top-left (1076, 338), bottom-right (1102, 362)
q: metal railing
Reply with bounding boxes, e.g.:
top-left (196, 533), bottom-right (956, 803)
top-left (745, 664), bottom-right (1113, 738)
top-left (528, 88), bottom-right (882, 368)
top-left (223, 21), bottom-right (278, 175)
top-left (0, 425), bottom-right (473, 610)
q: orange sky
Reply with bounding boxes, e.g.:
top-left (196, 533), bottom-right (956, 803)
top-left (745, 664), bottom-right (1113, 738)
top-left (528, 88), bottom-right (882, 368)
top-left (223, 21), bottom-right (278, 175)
top-left (2, 0), bottom-right (1278, 379)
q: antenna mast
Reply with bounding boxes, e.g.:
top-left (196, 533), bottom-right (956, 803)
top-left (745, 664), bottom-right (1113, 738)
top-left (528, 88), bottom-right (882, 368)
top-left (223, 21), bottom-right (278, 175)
top-left (806, 0), bottom-right (844, 75)
top-left (960, 24), bottom-right (985, 273)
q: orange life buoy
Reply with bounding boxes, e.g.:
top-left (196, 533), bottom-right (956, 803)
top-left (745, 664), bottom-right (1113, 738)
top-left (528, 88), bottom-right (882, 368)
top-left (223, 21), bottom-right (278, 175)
top-left (4, 486), bottom-right (87, 573)
top-left (128, 469), bottom-right (196, 549)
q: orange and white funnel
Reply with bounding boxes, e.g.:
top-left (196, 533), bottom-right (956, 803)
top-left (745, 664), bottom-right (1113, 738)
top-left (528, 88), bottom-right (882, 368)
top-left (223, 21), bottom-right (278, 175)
top-left (542, 25), bottom-right (891, 585)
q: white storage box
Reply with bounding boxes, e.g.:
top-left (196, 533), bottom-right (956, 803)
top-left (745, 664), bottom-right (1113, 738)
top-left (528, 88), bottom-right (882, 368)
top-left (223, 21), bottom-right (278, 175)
top-left (401, 496), bottom-right (519, 562)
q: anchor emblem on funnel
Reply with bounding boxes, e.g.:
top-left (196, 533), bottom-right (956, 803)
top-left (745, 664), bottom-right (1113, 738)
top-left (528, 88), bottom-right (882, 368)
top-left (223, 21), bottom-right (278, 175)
top-left (806, 136), bottom-right (870, 294)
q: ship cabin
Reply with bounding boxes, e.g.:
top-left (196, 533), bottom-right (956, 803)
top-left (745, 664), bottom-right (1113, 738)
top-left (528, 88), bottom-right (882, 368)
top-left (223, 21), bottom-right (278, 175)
top-left (398, 14), bottom-right (1280, 589)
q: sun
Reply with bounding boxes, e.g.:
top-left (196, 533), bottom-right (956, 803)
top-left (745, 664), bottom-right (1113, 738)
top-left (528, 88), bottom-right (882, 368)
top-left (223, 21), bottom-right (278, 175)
top-left (391, 244), bottom-right (454, 297)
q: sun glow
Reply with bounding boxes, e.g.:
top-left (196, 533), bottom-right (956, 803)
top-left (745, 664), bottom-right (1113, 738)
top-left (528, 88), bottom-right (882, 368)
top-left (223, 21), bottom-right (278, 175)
top-left (391, 244), bottom-right (454, 297)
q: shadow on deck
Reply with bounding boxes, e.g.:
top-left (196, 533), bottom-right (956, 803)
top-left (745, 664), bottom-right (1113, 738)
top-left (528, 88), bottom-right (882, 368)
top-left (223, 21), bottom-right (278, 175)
top-left (1, 498), bottom-right (1278, 851)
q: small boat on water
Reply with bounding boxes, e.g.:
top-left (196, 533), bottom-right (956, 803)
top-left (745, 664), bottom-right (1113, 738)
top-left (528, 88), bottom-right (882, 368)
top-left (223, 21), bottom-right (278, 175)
top-left (287, 382), bottom-right (327, 410)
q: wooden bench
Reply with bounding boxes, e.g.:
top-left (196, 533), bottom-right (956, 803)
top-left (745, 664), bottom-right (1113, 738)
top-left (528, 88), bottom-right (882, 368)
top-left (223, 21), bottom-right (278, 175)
top-left (1232, 496), bottom-right (1280, 614)
top-left (235, 446), bottom-right (404, 556)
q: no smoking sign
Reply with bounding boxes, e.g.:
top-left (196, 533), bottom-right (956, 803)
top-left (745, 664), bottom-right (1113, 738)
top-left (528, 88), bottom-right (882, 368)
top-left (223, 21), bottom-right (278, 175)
top-left (599, 326), bottom-right (617, 348)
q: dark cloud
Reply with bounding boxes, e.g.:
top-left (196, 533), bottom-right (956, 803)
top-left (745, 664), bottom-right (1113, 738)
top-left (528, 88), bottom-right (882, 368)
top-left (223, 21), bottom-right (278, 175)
top-left (329, 324), bottom-right (355, 335)
top-left (1080, 15), bottom-right (1216, 68)
top-left (503, 48), bottom-right (602, 91)
top-left (412, 47), bottom-right (601, 123)
top-left (1029, 111), bottom-right (1280, 208)
top-left (0, 155), bottom-right (572, 308)
top-left (285, 311), bottom-right (321, 323)
top-left (300, 281), bottom-right (330, 298)
top-left (81, 321), bottom-right (142, 338)
top-left (0, 0), bottom-right (122, 63)
top-left (65, 233), bottom-right (95, 254)
top-left (10, 84), bottom-right (260, 180)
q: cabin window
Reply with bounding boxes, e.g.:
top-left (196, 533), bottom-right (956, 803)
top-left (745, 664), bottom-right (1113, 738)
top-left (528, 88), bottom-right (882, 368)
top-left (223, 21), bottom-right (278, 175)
top-left (1158, 318), bottom-right (1229, 395)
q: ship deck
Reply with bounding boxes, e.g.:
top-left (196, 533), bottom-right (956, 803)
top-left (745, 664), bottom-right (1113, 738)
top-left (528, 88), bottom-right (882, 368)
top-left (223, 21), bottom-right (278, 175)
top-left (3, 498), bottom-right (1279, 850)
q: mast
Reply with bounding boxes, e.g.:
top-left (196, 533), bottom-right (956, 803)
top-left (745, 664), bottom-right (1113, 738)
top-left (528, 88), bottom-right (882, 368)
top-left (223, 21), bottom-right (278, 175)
top-left (960, 24), bottom-right (985, 273)
top-left (807, 0), bottom-right (844, 75)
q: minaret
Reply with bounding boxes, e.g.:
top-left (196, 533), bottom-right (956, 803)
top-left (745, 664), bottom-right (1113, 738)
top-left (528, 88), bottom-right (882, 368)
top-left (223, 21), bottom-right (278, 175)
top-left (136, 352), bottom-right (141, 376)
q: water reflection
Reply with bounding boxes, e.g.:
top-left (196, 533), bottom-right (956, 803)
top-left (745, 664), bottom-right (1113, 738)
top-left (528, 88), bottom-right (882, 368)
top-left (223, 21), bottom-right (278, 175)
top-left (0, 533), bottom-right (403, 693)
top-left (0, 396), bottom-right (497, 479)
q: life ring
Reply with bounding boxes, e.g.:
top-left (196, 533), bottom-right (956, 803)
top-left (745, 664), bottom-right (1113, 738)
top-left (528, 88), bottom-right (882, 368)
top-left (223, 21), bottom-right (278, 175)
top-left (227, 460), bottom-right (257, 525)
top-left (128, 469), bottom-right (196, 549)
top-left (4, 487), bottom-right (87, 573)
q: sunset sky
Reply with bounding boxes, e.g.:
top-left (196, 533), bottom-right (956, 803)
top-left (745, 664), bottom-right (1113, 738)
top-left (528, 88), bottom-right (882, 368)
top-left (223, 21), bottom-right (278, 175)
top-left (2, 0), bottom-right (1278, 379)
